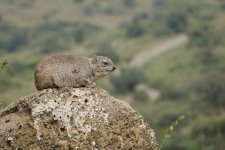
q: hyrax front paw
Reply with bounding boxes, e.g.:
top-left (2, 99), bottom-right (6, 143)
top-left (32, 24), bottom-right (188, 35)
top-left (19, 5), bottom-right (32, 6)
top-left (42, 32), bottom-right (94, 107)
top-left (86, 83), bottom-right (96, 88)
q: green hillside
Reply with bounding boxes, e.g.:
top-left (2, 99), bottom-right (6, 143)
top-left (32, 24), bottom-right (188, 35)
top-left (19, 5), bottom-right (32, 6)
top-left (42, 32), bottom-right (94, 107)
top-left (1, 0), bottom-right (225, 149)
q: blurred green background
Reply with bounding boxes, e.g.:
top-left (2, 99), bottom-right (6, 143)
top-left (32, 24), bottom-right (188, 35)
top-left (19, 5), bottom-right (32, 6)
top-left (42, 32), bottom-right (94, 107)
top-left (0, 0), bottom-right (225, 149)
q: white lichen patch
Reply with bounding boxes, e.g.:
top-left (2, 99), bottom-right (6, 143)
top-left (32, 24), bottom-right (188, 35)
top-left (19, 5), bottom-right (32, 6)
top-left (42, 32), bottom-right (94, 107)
top-left (71, 89), bottom-right (91, 97)
top-left (31, 88), bottom-right (109, 140)
top-left (71, 89), bottom-right (109, 134)
top-left (33, 118), bottom-right (41, 140)
top-left (32, 98), bottom-right (59, 116)
top-left (150, 129), bottom-right (155, 138)
top-left (31, 95), bottom-right (73, 138)
top-left (52, 99), bottom-right (73, 137)
top-left (139, 119), bottom-right (147, 129)
top-left (92, 141), bottom-right (96, 146)
top-left (7, 137), bottom-right (14, 144)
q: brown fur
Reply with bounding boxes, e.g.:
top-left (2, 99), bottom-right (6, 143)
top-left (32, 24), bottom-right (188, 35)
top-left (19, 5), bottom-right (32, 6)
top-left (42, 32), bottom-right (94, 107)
top-left (34, 54), bottom-right (115, 90)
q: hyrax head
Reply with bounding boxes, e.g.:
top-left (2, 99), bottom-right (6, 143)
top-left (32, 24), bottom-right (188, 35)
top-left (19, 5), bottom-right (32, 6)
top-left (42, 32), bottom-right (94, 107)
top-left (91, 56), bottom-right (116, 77)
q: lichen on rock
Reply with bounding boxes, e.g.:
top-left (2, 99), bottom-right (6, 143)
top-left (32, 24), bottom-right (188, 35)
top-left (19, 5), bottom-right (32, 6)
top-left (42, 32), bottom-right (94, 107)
top-left (0, 87), bottom-right (159, 150)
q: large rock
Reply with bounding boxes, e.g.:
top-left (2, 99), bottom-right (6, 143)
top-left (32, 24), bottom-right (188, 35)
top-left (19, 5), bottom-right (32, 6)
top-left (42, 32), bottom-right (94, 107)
top-left (0, 87), bottom-right (159, 150)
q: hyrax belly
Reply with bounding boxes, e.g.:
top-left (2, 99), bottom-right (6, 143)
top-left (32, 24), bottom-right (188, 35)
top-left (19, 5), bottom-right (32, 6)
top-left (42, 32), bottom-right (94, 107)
top-left (52, 66), bottom-right (93, 88)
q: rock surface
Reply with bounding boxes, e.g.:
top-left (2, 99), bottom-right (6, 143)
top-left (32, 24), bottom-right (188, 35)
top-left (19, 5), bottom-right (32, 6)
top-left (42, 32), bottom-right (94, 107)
top-left (0, 87), bottom-right (159, 150)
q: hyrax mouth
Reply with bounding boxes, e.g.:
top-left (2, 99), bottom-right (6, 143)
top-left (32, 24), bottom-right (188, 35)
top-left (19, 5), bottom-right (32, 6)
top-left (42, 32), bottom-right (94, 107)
top-left (108, 66), bottom-right (116, 71)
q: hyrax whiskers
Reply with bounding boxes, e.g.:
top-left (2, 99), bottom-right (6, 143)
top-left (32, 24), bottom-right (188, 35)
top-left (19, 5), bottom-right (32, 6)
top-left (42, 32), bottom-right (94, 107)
top-left (34, 54), bottom-right (116, 90)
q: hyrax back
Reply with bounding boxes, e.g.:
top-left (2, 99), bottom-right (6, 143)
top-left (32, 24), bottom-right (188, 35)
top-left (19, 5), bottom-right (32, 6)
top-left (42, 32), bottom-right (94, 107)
top-left (34, 54), bottom-right (116, 91)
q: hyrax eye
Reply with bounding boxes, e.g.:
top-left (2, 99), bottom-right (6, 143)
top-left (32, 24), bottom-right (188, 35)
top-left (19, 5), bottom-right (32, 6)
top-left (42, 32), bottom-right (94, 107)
top-left (102, 61), bottom-right (109, 65)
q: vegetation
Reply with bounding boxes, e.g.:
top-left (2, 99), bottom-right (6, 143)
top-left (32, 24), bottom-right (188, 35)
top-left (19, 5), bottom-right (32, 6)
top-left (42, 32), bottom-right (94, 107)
top-left (31, 21), bottom-right (101, 53)
top-left (110, 68), bottom-right (145, 93)
top-left (133, 90), bottom-right (149, 103)
top-left (0, 0), bottom-right (225, 149)
top-left (0, 59), bottom-right (8, 70)
top-left (193, 70), bottom-right (225, 107)
top-left (126, 21), bottom-right (145, 38)
top-left (160, 115), bottom-right (185, 149)
top-left (0, 22), bottom-right (28, 52)
top-left (95, 41), bottom-right (120, 64)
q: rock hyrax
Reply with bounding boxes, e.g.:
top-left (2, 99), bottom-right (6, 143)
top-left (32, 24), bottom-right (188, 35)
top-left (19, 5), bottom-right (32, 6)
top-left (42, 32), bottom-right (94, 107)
top-left (34, 54), bottom-right (116, 90)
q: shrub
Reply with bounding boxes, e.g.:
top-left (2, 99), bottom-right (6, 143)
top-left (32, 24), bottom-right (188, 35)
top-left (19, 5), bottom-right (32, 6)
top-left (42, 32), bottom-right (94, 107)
top-left (165, 10), bottom-right (187, 33)
top-left (0, 23), bottom-right (28, 52)
top-left (191, 116), bottom-right (225, 149)
top-left (153, 0), bottom-right (168, 7)
top-left (193, 70), bottom-right (225, 107)
top-left (73, 23), bottom-right (101, 43)
top-left (0, 77), bottom-right (20, 92)
top-left (123, 0), bottom-right (135, 7)
top-left (126, 22), bottom-right (145, 38)
top-left (95, 42), bottom-right (120, 64)
top-left (96, 49), bottom-right (120, 64)
top-left (188, 23), bottom-right (223, 63)
top-left (188, 23), bottom-right (222, 48)
top-left (110, 68), bottom-right (145, 93)
top-left (73, 0), bottom-right (84, 3)
top-left (83, 1), bottom-right (101, 16)
top-left (133, 12), bottom-right (148, 22)
top-left (133, 90), bottom-right (149, 103)
top-left (0, 59), bottom-right (8, 70)
top-left (74, 28), bottom-right (85, 43)
top-left (32, 21), bottom-right (101, 51)
top-left (0, 13), bottom-right (2, 22)
top-left (0, 99), bottom-right (10, 109)
top-left (40, 36), bottom-right (68, 53)
top-left (164, 139), bottom-right (201, 150)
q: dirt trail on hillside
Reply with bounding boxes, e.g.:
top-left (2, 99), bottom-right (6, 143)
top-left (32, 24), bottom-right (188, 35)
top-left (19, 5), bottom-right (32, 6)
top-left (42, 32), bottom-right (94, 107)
top-left (128, 34), bottom-right (189, 101)
top-left (129, 34), bottom-right (189, 67)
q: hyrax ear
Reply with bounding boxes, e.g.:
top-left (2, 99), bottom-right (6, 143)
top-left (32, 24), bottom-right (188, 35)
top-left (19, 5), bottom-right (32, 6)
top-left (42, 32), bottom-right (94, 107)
top-left (91, 55), bottom-right (98, 64)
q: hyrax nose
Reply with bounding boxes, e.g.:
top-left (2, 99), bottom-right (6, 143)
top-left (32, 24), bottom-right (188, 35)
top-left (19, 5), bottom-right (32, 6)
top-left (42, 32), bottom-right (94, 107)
top-left (112, 66), bottom-right (116, 71)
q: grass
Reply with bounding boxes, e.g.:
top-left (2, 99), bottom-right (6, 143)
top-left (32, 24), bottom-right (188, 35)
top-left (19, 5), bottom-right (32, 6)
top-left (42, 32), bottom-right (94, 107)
top-left (143, 45), bottom-right (216, 89)
top-left (160, 115), bottom-right (185, 149)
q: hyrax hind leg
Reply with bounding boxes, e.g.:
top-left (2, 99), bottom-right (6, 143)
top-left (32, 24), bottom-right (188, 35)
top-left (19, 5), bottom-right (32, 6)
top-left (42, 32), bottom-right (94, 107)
top-left (35, 75), bottom-right (58, 90)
